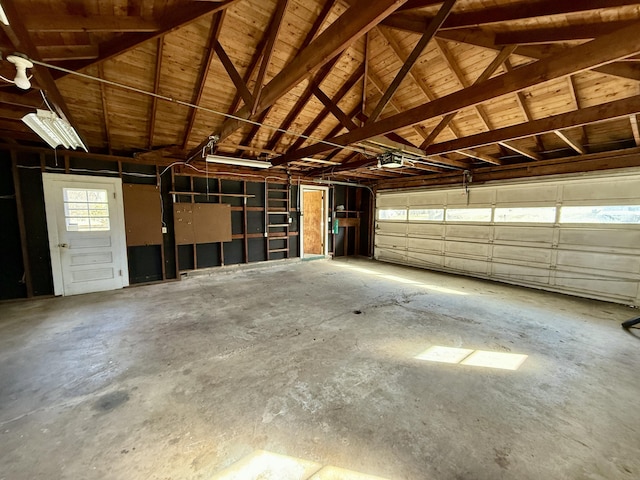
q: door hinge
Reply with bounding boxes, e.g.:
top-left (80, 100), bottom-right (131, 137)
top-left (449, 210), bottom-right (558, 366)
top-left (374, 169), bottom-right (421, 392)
top-left (113, 192), bottom-right (116, 199)
top-left (119, 269), bottom-right (122, 276)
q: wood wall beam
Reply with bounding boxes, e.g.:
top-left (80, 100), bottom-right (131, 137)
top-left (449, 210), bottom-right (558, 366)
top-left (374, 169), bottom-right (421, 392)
top-left (24, 15), bottom-right (160, 32)
top-left (54, 0), bottom-right (241, 79)
top-left (216, 0), bottom-right (407, 141)
top-left (554, 130), bottom-right (586, 154)
top-left (271, 22), bottom-right (640, 165)
top-left (437, 28), bottom-right (640, 82)
top-left (251, 0), bottom-right (290, 116)
top-left (38, 45), bottom-right (99, 61)
top-left (182, 11), bottom-right (226, 150)
top-left (368, 0), bottom-right (456, 123)
top-left (214, 42), bottom-right (255, 115)
top-left (494, 20), bottom-right (639, 45)
top-left (630, 114), bottom-right (640, 147)
top-left (376, 147), bottom-right (640, 190)
top-left (383, 0), bottom-right (639, 32)
top-left (423, 95), bottom-right (640, 156)
top-left (498, 141), bottom-right (541, 161)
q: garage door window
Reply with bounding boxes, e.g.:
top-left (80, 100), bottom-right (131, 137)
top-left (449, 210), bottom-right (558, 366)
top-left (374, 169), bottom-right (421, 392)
top-left (378, 209), bottom-right (407, 221)
top-left (494, 207), bottom-right (556, 223)
top-left (409, 208), bottom-right (444, 221)
top-left (560, 205), bottom-right (640, 224)
top-left (445, 208), bottom-right (492, 222)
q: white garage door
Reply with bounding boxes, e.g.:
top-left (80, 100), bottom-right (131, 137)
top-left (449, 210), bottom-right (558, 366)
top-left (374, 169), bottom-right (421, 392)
top-left (375, 170), bottom-right (640, 306)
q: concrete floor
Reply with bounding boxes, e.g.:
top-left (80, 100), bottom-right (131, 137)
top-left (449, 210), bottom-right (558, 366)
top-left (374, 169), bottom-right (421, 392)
top-left (1, 258), bottom-right (639, 480)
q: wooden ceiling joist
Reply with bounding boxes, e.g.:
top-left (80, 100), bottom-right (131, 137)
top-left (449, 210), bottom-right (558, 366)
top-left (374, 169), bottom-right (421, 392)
top-left (423, 95), bottom-right (640, 156)
top-left (54, 0), bottom-right (241, 79)
top-left (272, 22), bottom-right (640, 165)
top-left (215, 0), bottom-right (408, 141)
top-left (554, 130), bottom-right (586, 154)
top-left (24, 15), bottom-right (160, 33)
top-left (494, 20), bottom-right (639, 46)
top-left (630, 114), bottom-right (640, 147)
top-left (147, 37), bottom-right (164, 150)
top-left (367, 0), bottom-right (456, 123)
top-left (383, 0), bottom-right (640, 33)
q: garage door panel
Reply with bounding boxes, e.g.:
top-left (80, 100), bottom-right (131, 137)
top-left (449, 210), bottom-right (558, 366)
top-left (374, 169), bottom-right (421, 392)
top-left (554, 271), bottom-right (637, 298)
top-left (377, 222), bottom-right (407, 235)
top-left (407, 237), bottom-right (442, 253)
top-left (409, 251), bottom-right (445, 268)
top-left (407, 192), bottom-right (445, 206)
top-left (559, 229), bottom-right (640, 249)
top-left (377, 194), bottom-right (406, 207)
top-left (494, 226), bottom-right (554, 244)
top-left (562, 179), bottom-right (639, 202)
top-left (377, 172), bottom-right (640, 306)
top-left (492, 262), bottom-right (550, 285)
top-left (493, 245), bottom-right (552, 264)
top-left (556, 250), bottom-right (640, 274)
top-left (376, 234), bottom-right (406, 249)
top-left (445, 240), bottom-right (490, 257)
top-left (445, 256), bottom-right (487, 274)
top-left (447, 190), bottom-right (494, 205)
top-left (445, 224), bottom-right (491, 240)
top-left (497, 185), bottom-right (558, 204)
top-left (407, 223), bottom-right (444, 237)
top-left (376, 248), bottom-right (406, 263)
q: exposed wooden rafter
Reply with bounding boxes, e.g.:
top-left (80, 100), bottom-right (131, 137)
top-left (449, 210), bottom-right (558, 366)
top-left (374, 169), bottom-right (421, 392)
top-left (147, 36), bottom-right (164, 150)
top-left (215, 0), bottom-right (408, 141)
top-left (367, 0), bottom-right (456, 123)
top-left (272, 22), bottom-right (640, 165)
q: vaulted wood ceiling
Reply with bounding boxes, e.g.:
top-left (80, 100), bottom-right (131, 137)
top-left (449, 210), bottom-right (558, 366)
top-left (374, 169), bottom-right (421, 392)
top-left (2, 0), bottom-right (640, 185)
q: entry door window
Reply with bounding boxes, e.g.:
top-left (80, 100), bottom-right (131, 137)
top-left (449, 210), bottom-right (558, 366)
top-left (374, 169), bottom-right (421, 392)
top-left (63, 188), bottom-right (111, 231)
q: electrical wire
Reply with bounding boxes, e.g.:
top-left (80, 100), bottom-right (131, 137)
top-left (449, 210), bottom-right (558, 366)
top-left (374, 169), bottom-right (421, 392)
top-left (28, 58), bottom-right (370, 159)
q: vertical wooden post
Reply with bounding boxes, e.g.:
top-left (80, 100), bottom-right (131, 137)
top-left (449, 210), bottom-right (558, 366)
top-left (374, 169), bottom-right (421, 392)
top-left (11, 152), bottom-right (33, 297)
top-left (243, 181), bottom-right (249, 263)
top-left (156, 165), bottom-right (167, 281)
top-left (218, 178), bottom-right (224, 266)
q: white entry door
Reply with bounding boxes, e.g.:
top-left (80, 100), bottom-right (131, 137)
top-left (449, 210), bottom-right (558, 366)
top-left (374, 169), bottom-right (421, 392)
top-left (42, 173), bottom-right (129, 296)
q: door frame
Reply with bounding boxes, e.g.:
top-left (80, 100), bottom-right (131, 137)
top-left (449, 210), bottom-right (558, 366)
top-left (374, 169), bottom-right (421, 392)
top-left (42, 172), bottom-right (129, 296)
top-left (300, 185), bottom-right (329, 258)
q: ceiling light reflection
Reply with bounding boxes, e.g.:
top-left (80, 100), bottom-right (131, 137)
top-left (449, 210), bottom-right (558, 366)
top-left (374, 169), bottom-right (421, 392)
top-left (415, 346), bottom-right (528, 371)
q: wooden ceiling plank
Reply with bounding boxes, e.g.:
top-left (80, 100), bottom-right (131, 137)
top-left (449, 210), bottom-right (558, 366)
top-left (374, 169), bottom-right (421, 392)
top-left (24, 15), bottom-right (160, 33)
top-left (377, 26), bottom-right (462, 139)
top-left (251, 0), bottom-right (290, 116)
top-left (98, 64), bottom-right (112, 155)
top-left (272, 21), bottom-right (640, 165)
top-left (554, 130), bottom-right (586, 154)
top-left (216, 0), bottom-right (408, 141)
top-left (422, 95), bottom-right (640, 156)
top-left (38, 45), bottom-right (99, 61)
top-left (630, 114), bottom-right (640, 147)
top-left (54, 0), bottom-right (241, 79)
top-left (236, 108), bottom-right (271, 156)
top-left (368, 0), bottom-right (456, 123)
top-left (148, 37), bottom-right (164, 150)
top-left (383, 0), bottom-right (640, 32)
top-left (0, 0), bottom-right (78, 129)
top-left (182, 11), bottom-right (227, 151)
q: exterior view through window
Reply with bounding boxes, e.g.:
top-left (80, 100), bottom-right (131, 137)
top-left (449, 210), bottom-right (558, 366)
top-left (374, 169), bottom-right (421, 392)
top-left (63, 188), bottom-right (110, 232)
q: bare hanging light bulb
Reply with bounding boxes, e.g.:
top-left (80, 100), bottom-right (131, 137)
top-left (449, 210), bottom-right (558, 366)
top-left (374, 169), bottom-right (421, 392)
top-left (7, 55), bottom-right (33, 90)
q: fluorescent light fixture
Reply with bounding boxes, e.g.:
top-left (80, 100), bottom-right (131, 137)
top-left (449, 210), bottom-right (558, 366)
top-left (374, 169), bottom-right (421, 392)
top-left (0, 4), bottom-right (9, 25)
top-left (206, 154), bottom-right (272, 169)
top-left (22, 109), bottom-right (87, 151)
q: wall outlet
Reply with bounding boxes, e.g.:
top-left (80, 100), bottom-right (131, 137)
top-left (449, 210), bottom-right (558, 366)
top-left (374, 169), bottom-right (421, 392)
top-left (162, 226), bottom-right (167, 234)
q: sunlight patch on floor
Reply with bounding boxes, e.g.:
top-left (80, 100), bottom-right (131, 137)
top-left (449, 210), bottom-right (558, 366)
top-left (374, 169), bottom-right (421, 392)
top-left (415, 346), bottom-right (528, 371)
top-left (210, 450), bottom-right (392, 480)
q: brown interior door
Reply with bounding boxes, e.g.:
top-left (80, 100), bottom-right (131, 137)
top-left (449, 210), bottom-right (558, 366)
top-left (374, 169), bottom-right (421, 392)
top-left (303, 190), bottom-right (324, 255)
